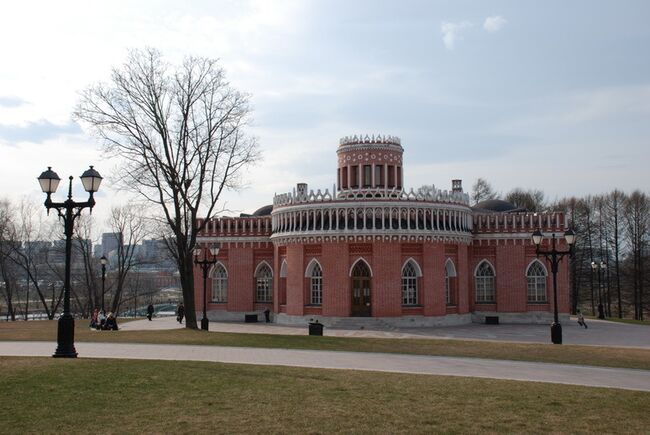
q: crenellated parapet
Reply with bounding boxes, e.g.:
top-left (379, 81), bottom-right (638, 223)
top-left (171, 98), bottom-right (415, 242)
top-left (339, 134), bottom-right (401, 147)
top-left (472, 211), bottom-right (567, 236)
top-left (196, 216), bottom-right (272, 237)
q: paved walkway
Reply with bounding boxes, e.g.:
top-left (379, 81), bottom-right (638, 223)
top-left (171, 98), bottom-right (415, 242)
top-left (1, 341), bottom-right (649, 392)
top-left (120, 316), bottom-right (650, 349)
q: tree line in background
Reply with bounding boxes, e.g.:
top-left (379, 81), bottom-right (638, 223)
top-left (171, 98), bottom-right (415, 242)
top-left (471, 178), bottom-right (648, 320)
top-left (0, 199), bottom-right (173, 321)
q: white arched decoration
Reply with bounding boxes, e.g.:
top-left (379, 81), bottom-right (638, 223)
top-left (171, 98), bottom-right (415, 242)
top-left (304, 258), bottom-right (323, 277)
top-left (279, 259), bottom-right (288, 278)
top-left (349, 257), bottom-right (373, 277)
top-left (209, 261), bottom-right (229, 278)
top-left (401, 258), bottom-right (423, 277)
top-left (445, 259), bottom-right (457, 277)
top-left (445, 259), bottom-right (457, 306)
top-left (525, 259), bottom-right (548, 276)
top-left (254, 260), bottom-right (274, 278)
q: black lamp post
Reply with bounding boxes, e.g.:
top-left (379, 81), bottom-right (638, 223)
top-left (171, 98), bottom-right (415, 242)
top-left (38, 166), bottom-right (102, 358)
top-left (531, 228), bottom-right (576, 345)
top-left (591, 261), bottom-right (606, 319)
top-left (100, 255), bottom-right (108, 312)
top-left (194, 246), bottom-right (219, 331)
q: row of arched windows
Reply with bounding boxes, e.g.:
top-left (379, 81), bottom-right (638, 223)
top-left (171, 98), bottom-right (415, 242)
top-left (210, 263), bottom-right (274, 304)
top-left (473, 260), bottom-right (548, 304)
top-left (209, 259), bottom-right (549, 306)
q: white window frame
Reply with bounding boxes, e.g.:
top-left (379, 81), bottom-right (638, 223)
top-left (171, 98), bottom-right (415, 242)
top-left (475, 261), bottom-right (496, 303)
top-left (211, 263), bottom-right (228, 303)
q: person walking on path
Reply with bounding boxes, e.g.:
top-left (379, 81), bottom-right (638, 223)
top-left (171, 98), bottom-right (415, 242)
top-left (577, 310), bottom-right (588, 329)
top-left (147, 304), bottom-right (155, 321)
top-left (176, 302), bottom-right (185, 324)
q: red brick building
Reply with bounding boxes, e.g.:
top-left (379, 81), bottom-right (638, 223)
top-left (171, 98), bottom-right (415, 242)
top-left (194, 135), bottom-right (570, 326)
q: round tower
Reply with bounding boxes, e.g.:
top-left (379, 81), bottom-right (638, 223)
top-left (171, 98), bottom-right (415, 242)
top-left (336, 134), bottom-right (404, 191)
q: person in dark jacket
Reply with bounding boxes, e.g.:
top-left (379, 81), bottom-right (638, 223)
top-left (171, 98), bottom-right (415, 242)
top-left (147, 304), bottom-right (155, 321)
top-left (177, 302), bottom-right (185, 324)
top-left (104, 312), bottom-right (119, 330)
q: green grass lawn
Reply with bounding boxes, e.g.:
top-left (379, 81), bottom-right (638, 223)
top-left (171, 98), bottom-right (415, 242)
top-left (0, 356), bottom-right (648, 434)
top-left (585, 315), bottom-right (650, 325)
top-left (2, 320), bottom-right (650, 371)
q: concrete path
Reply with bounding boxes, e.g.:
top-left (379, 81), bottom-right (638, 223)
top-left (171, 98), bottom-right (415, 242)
top-left (1, 341), bottom-right (649, 392)
top-left (120, 316), bottom-right (650, 349)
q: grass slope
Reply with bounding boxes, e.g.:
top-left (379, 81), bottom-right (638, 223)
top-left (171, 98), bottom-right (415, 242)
top-left (0, 357), bottom-right (649, 434)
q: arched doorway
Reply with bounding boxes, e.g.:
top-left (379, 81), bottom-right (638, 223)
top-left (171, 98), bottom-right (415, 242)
top-left (351, 260), bottom-right (371, 317)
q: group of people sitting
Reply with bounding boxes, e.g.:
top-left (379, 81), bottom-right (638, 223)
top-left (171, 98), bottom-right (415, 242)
top-left (89, 308), bottom-right (119, 330)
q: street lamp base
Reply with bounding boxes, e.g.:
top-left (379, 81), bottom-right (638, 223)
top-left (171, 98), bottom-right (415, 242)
top-left (550, 322), bottom-right (562, 345)
top-left (53, 315), bottom-right (78, 358)
top-left (201, 317), bottom-right (209, 331)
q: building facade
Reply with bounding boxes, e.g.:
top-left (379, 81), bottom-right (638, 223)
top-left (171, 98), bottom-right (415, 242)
top-left (193, 135), bottom-right (570, 326)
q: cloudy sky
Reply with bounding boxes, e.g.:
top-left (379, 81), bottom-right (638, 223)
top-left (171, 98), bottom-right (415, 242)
top-left (1, 0), bottom-right (649, 226)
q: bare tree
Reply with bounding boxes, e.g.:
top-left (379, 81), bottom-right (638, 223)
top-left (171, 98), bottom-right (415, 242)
top-left (505, 188), bottom-right (545, 211)
top-left (75, 48), bottom-right (259, 328)
top-left (471, 178), bottom-right (497, 205)
top-left (624, 191), bottom-right (648, 320)
top-left (106, 204), bottom-right (149, 314)
top-left (605, 190), bottom-right (626, 318)
top-left (2, 198), bottom-right (62, 320)
top-left (0, 199), bottom-right (18, 321)
top-left (72, 215), bottom-right (101, 316)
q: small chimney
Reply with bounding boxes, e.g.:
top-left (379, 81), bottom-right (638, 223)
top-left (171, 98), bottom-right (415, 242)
top-left (452, 179), bottom-right (463, 193)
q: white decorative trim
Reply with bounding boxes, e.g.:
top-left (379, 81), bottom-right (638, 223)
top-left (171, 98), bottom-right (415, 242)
top-left (525, 259), bottom-right (548, 276)
top-left (304, 258), bottom-right (323, 278)
top-left (349, 257), bottom-right (373, 277)
top-left (445, 258), bottom-right (457, 277)
top-left (473, 259), bottom-right (496, 276)
top-left (209, 261), bottom-right (228, 278)
top-left (254, 260), bottom-right (273, 278)
top-left (401, 258), bottom-right (423, 277)
top-left (279, 259), bottom-right (288, 278)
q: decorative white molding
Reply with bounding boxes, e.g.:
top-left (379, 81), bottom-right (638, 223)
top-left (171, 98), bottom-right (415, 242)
top-left (273, 186), bottom-right (470, 207)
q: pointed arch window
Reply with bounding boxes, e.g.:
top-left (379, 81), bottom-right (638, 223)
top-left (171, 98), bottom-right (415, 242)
top-left (310, 263), bottom-right (323, 305)
top-left (527, 261), bottom-right (547, 303)
top-left (255, 263), bottom-right (273, 303)
top-left (475, 261), bottom-right (495, 303)
top-left (401, 261), bottom-right (419, 305)
top-left (445, 260), bottom-right (457, 306)
top-left (212, 264), bottom-right (227, 303)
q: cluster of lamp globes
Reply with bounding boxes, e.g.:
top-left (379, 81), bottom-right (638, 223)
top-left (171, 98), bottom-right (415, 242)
top-left (37, 166), bottom-right (103, 197)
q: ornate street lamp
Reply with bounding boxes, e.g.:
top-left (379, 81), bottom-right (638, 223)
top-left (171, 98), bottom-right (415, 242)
top-left (100, 255), bottom-right (108, 312)
top-left (591, 261), bottom-right (607, 319)
top-left (38, 166), bottom-right (102, 357)
top-left (194, 246), bottom-right (219, 331)
top-left (531, 228), bottom-right (576, 345)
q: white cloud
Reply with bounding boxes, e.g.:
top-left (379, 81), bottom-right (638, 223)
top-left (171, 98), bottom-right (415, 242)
top-left (440, 21), bottom-right (472, 50)
top-left (483, 15), bottom-right (507, 33)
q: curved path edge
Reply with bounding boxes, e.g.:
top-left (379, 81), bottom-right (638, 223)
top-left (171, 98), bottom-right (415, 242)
top-left (1, 341), bottom-right (649, 392)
